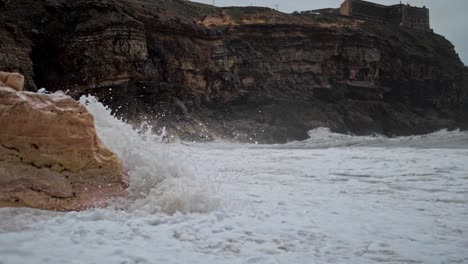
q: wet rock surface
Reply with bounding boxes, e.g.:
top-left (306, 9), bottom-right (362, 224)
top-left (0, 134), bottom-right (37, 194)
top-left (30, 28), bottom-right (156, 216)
top-left (0, 0), bottom-right (467, 143)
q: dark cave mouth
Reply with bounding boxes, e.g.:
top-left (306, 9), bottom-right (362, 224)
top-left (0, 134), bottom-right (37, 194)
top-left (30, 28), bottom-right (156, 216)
top-left (31, 35), bottom-right (67, 92)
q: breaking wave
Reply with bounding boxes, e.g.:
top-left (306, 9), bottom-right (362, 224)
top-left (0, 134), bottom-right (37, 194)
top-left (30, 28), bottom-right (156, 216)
top-left (270, 127), bottom-right (468, 149)
top-left (78, 93), bottom-right (466, 215)
top-left (79, 95), bottom-right (219, 215)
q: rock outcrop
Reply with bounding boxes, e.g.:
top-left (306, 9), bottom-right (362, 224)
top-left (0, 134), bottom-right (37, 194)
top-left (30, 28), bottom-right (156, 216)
top-left (0, 0), bottom-right (467, 143)
top-left (0, 71), bottom-right (24, 91)
top-left (0, 76), bottom-right (127, 210)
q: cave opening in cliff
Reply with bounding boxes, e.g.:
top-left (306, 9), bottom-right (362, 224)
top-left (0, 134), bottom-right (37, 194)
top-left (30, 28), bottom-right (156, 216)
top-left (31, 36), bottom-right (66, 91)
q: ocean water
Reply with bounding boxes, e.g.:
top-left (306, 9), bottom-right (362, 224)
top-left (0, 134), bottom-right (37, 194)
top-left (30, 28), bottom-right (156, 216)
top-left (0, 95), bottom-right (467, 264)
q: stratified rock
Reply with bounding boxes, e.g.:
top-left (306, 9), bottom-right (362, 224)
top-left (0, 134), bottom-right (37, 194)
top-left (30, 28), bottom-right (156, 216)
top-left (0, 85), bottom-right (127, 211)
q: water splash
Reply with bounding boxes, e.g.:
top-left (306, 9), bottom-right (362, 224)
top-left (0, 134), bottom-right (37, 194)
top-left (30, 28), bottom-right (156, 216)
top-left (79, 95), bottom-right (219, 215)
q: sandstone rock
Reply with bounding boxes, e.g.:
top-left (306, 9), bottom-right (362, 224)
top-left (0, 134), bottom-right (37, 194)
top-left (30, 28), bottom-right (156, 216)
top-left (0, 71), bottom-right (24, 91)
top-left (0, 71), bottom-right (7, 83)
top-left (0, 86), bottom-right (128, 211)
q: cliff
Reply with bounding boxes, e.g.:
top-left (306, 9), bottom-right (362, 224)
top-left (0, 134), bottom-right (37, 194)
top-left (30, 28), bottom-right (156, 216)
top-left (1, 0), bottom-right (467, 143)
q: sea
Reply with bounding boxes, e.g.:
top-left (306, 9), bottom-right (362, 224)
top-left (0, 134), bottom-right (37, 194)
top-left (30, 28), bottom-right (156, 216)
top-left (0, 94), bottom-right (467, 264)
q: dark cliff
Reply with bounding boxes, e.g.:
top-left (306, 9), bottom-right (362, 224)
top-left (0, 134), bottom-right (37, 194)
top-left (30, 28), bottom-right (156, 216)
top-left (1, 0), bottom-right (467, 143)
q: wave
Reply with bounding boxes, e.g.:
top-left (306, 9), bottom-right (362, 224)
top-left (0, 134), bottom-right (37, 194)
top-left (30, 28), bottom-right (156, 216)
top-left (78, 93), bottom-right (466, 215)
top-left (267, 127), bottom-right (468, 149)
top-left (79, 95), bottom-right (219, 215)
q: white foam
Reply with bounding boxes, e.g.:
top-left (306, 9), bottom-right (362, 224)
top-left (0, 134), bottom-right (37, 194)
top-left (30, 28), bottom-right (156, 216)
top-left (79, 95), bottom-right (219, 215)
top-left (259, 127), bottom-right (468, 149)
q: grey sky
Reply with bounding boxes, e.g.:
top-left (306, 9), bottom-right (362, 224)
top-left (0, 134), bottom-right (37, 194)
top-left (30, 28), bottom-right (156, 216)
top-left (192, 0), bottom-right (468, 65)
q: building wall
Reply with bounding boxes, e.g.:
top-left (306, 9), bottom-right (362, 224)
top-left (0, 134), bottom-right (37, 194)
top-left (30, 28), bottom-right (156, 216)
top-left (386, 5), bottom-right (403, 25)
top-left (347, 0), bottom-right (389, 22)
top-left (339, 0), bottom-right (430, 31)
top-left (402, 5), bottom-right (430, 31)
top-left (340, 0), bottom-right (351, 16)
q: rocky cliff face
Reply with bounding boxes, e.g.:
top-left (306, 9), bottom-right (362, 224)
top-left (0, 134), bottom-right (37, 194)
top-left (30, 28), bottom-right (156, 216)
top-left (1, 0), bottom-right (467, 142)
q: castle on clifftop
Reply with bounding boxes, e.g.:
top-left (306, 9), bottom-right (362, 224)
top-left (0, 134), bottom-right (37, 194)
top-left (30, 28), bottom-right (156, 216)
top-left (339, 0), bottom-right (431, 31)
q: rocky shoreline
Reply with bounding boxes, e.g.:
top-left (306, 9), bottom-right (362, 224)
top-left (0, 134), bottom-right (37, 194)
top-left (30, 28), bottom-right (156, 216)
top-left (1, 0), bottom-right (467, 143)
top-left (0, 72), bottom-right (127, 210)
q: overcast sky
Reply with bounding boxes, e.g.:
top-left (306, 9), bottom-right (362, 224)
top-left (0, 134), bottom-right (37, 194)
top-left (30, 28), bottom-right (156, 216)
top-left (192, 0), bottom-right (467, 65)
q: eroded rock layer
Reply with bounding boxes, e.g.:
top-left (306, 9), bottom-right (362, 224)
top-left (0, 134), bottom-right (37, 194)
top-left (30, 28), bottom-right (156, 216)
top-left (0, 84), bottom-right (127, 210)
top-left (0, 0), bottom-right (467, 142)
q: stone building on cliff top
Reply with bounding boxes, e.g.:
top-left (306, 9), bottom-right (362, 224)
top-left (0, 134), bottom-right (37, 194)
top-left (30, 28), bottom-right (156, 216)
top-left (339, 0), bottom-right (431, 31)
